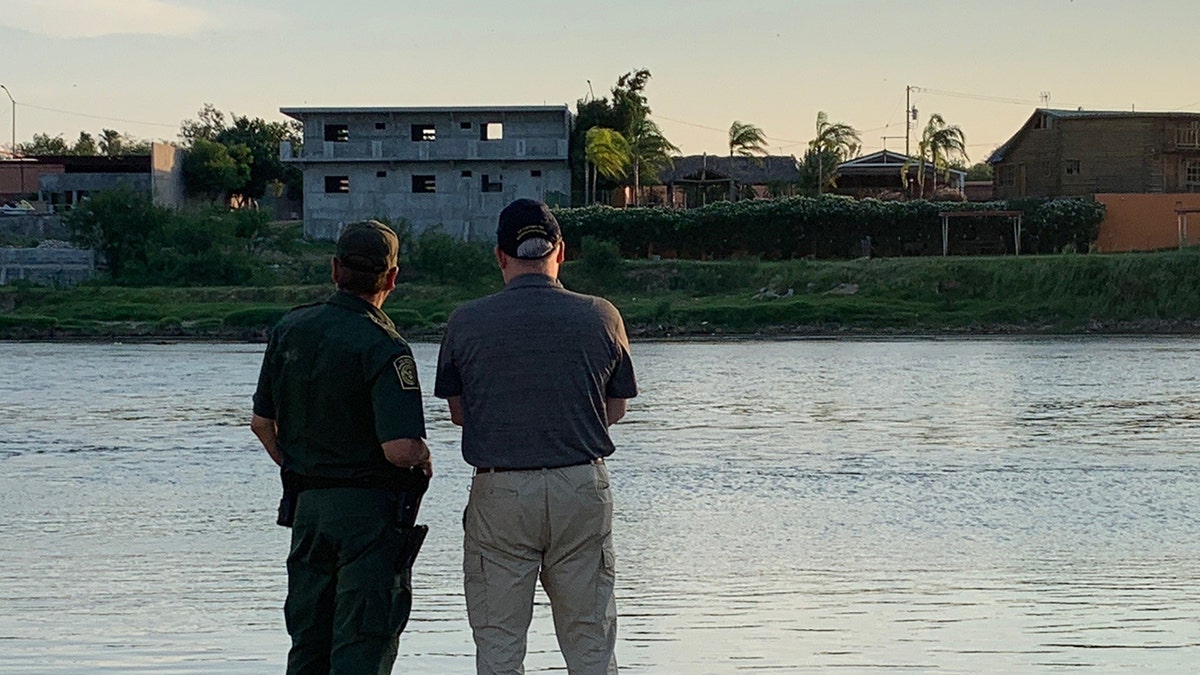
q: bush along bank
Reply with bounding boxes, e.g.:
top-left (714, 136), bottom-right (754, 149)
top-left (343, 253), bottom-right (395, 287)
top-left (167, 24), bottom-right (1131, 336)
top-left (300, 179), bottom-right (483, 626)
top-left (554, 196), bottom-right (1105, 260)
top-left (9, 247), bottom-right (1200, 340)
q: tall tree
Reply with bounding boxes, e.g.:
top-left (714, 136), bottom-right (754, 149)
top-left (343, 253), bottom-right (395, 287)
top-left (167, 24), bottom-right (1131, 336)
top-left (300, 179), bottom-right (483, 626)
top-left (806, 111), bottom-right (861, 191)
top-left (626, 118), bottom-right (678, 206)
top-left (17, 133), bottom-right (70, 156)
top-left (72, 131), bottom-right (97, 156)
top-left (216, 114), bottom-right (303, 203)
top-left (179, 103), bottom-right (228, 145)
top-left (918, 113), bottom-right (968, 195)
top-left (99, 129), bottom-right (124, 156)
top-left (584, 127), bottom-right (630, 204)
top-left (182, 138), bottom-right (252, 202)
top-left (728, 120), bottom-right (768, 160)
top-left (570, 68), bottom-right (677, 206)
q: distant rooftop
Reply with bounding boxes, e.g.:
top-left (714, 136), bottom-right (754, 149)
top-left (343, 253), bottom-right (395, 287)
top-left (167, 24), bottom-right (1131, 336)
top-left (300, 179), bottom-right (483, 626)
top-left (280, 105), bottom-right (570, 118)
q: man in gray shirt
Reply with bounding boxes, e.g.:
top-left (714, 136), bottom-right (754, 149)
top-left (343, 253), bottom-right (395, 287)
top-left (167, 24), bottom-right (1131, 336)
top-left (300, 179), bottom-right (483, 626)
top-left (435, 198), bottom-right (637, 675)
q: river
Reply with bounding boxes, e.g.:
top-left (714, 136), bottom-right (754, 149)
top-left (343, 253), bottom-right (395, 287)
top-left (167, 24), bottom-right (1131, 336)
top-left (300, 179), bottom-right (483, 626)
top-left (1, 338), bottom-right (1198, 673)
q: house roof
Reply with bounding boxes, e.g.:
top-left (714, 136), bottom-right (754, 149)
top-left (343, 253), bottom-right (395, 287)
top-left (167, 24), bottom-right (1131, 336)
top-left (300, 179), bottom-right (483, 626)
top-left (658, 154), bottom-right (802, 184)
top-left (13, 155), bottom-right (149, 173)
top-left (837, 149), bottom-right (966, 178)
top-left (280, 105), bottom-right (570, 119)
top-left (987, 108), bottom-right (1200, 164)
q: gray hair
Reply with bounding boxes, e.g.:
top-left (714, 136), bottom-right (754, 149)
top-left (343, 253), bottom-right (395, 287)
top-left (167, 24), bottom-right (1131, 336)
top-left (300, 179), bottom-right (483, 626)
top-left (516, 237), bottom-right (555, 259)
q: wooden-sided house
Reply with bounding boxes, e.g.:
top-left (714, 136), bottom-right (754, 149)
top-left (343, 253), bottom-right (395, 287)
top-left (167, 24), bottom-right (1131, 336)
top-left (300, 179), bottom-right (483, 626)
top-left (987, 108), bottom-right (1200, 199)
top-left (835, 149), bottom-right (966, 198)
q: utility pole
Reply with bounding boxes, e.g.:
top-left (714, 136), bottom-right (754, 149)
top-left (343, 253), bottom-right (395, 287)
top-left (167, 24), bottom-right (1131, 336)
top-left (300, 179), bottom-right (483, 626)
top-left (905, 85), bottom-right (911, 158)
top-left (0, 85), bottom-right (18, 196)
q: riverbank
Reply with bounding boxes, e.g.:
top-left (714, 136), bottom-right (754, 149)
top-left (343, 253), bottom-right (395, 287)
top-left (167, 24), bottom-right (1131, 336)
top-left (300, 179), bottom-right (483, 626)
top-left (4, 249), bottom-right (1200, 340)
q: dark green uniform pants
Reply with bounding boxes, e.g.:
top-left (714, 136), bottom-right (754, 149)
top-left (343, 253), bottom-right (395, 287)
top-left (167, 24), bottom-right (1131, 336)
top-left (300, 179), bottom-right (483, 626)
top-left (285, 488), bottom-right (411, 675)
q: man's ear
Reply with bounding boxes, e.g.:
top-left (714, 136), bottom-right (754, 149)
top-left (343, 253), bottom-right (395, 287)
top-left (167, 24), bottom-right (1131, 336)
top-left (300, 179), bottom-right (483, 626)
top-left (384, 266), bottom-right (399, 292)
top-left (555, 241), bottom-right (565, 263)
top-left (495, 247), bottom-right (509, 270)
top-left (330, 256), bottom-right (341, 285)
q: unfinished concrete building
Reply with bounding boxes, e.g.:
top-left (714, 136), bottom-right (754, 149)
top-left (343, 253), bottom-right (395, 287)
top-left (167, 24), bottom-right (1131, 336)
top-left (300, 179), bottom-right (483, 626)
top-left (280, 106), bottom-right (572, 241)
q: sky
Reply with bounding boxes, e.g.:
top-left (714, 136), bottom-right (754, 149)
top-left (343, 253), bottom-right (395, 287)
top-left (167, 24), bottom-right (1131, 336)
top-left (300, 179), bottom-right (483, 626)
top-left (1, 0), bottom-right (1197, 161)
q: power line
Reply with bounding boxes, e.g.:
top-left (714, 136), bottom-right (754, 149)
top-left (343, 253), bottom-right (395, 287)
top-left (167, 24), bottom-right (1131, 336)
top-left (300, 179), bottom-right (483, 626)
top-left (910, 86), bottom-right (1039, 107)
top-left (17, 102), bottom-right (179, 130)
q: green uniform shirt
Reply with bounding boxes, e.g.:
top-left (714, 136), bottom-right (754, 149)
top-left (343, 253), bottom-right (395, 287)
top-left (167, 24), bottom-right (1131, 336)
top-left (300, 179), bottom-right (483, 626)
top-left (253, 291), bottom-right (426, 480)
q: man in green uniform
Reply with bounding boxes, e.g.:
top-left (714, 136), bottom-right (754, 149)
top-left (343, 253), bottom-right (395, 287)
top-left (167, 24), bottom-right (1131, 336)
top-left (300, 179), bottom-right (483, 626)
top-left (250, 220), bottom-right (433, 674)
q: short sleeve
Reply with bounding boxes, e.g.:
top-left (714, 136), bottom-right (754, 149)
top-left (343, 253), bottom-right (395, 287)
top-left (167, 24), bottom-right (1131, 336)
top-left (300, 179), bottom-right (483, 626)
top-left (433, 329), bottom-right (462, 399)
top-left (605, 309), bottom-right (638, 399)
top-left (372, 344), bottom-right (427, 442)
top-left (251, 341), bottom-right (276, 419)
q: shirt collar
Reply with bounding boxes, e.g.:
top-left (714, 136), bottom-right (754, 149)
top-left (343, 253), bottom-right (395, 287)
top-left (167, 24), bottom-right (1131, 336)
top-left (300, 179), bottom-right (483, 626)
top-left (326, 291), bottom-right (395, 328)
top-left (504, 273), bottom-right (563, 291)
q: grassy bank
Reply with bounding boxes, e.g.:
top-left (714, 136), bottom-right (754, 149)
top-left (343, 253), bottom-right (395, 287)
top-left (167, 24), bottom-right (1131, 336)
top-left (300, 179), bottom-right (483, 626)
top-left (5, 249), bottom-right (1200, 340)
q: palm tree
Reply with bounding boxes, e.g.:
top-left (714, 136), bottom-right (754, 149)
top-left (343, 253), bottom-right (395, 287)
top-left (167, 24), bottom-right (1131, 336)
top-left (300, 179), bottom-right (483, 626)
top-left (626, 117), bottom-right (678, 206)
top-left (584, 127), bottom-right (630, 205)
top-left (99, 128), bottom-right (124, 157)
top-left (918, 113), bottom-right (968, 196)
top-left (807, 111), bottom-right (861, 192)
top-left (728, 120), bottom-right (769, 160)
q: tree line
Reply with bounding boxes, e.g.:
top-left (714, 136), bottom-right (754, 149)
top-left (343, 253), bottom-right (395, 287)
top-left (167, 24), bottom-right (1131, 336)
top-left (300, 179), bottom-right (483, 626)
top-left (574, 70), bottom-right (986, 205)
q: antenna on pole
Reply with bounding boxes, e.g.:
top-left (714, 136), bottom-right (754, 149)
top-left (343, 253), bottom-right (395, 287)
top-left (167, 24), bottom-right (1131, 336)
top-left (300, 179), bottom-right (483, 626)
top-left (1039, 91), bottom-right (1051, 107)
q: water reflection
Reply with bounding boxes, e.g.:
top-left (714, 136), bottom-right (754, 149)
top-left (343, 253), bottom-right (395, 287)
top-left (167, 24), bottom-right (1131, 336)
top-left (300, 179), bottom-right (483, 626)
top-left (1, 338), bottom-right (1198, 672)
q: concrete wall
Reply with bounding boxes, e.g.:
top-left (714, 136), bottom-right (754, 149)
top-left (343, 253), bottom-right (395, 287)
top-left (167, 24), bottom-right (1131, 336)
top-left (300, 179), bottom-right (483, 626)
top-left (1094, 193), bottom-right (1200, 252)
top-left (0, 247), bottom-right (94, 285)
top-left (150, 142), bottom-right (186, 209)
top-left (1, 161), bottom-right (64, 199)
top-left (284, 107), bottom-right (572, 240)
top-left (40, 172), bottom-right (152, 195)
top-left (0, 214), bottom-right (68, 239)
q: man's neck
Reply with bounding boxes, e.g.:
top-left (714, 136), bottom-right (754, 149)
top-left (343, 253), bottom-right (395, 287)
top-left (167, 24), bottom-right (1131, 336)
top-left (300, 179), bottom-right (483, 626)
top-left (344, 289), bottom-right (389, 309)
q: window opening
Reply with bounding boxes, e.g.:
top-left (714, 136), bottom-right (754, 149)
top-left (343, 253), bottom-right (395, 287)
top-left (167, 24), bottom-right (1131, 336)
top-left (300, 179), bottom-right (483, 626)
top-left (1186, 160), bottom-right (1200, 188)
top-left (461, 170), bottom-right (472, 178)
top-left (324, 176), bottom-right (350, 193)
top-left (411, 124), bottom-right (436, 142)
top-left (1064, 159), bottom-right (1081, 176)
top-left (375, 122), bottom-right (387, 131)
top-left (376, 171), bottom-right (387, 178)
top-left (412, 175), bottom-right (436, 193)
top-left (481, 122), bottom-right (503, 141)
top-left (460, 121), bottom-right (472, 130)
top-left (530, 170), bottom-right (542, 178)
top-left (481, 174), bottom-right (503, 192)
top-left (324, 124), bottom-right (349, 142)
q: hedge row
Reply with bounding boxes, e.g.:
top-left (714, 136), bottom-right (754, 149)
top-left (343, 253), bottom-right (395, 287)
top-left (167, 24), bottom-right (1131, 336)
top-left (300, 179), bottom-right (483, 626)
top-left (553, 196), bottom-right (1105, 260)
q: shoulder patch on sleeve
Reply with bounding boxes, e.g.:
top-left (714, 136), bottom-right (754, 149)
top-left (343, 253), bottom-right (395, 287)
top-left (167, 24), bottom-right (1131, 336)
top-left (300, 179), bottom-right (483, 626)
top-left (393, 355), bottom-right (420, 391)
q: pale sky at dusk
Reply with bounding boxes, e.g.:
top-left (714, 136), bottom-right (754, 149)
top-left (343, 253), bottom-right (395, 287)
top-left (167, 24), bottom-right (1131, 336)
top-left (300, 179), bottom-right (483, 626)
top-left (1, 0), bottom-right (1196, 161)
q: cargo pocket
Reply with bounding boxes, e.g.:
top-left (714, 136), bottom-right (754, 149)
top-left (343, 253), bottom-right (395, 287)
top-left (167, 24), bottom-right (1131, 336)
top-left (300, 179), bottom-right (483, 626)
top-left (596, 535), bottom-right (616, 607)
top-left (463, 550), bottom-right (488, 629)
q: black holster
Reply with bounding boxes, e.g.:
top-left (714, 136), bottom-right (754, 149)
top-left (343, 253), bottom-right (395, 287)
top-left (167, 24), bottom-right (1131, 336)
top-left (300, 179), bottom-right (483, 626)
top-left (276, 468), bottom-right (300, 527)
top-left (275, 467), bottom-right (431, 570)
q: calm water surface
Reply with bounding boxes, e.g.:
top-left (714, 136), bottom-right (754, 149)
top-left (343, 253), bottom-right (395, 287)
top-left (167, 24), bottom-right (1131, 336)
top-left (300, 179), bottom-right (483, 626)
top-left (1, 338), bottom-right (1198, 673)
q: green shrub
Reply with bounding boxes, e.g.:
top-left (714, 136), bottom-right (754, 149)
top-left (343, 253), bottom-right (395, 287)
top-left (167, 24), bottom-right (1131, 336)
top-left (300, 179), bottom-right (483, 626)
top-left (388, 308), bottom-right (426, 328)
top-left (222, 306), bottom-right (289, 328)
top-left (554, 196), bottom-right (1106, 260)
top-left (579, 236), bottom-right (623, 275)
top-left (408, 228), bottom-right (494, 286)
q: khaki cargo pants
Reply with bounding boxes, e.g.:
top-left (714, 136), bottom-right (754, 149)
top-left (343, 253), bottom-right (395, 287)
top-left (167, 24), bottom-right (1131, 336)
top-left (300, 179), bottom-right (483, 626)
top-left (464, 461), bottom-right (618, 675)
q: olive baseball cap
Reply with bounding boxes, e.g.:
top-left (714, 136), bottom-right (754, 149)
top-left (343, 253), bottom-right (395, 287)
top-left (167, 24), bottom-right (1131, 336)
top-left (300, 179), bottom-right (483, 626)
top-left (336, 220), bottom-right (399, 273)
top-left (496, 198), bottom-right (562, 259)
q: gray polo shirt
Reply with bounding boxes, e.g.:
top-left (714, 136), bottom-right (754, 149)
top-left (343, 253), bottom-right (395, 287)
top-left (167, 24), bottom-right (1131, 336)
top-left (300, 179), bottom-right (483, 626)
top-left (434, 273), bottom-right (637, 469)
